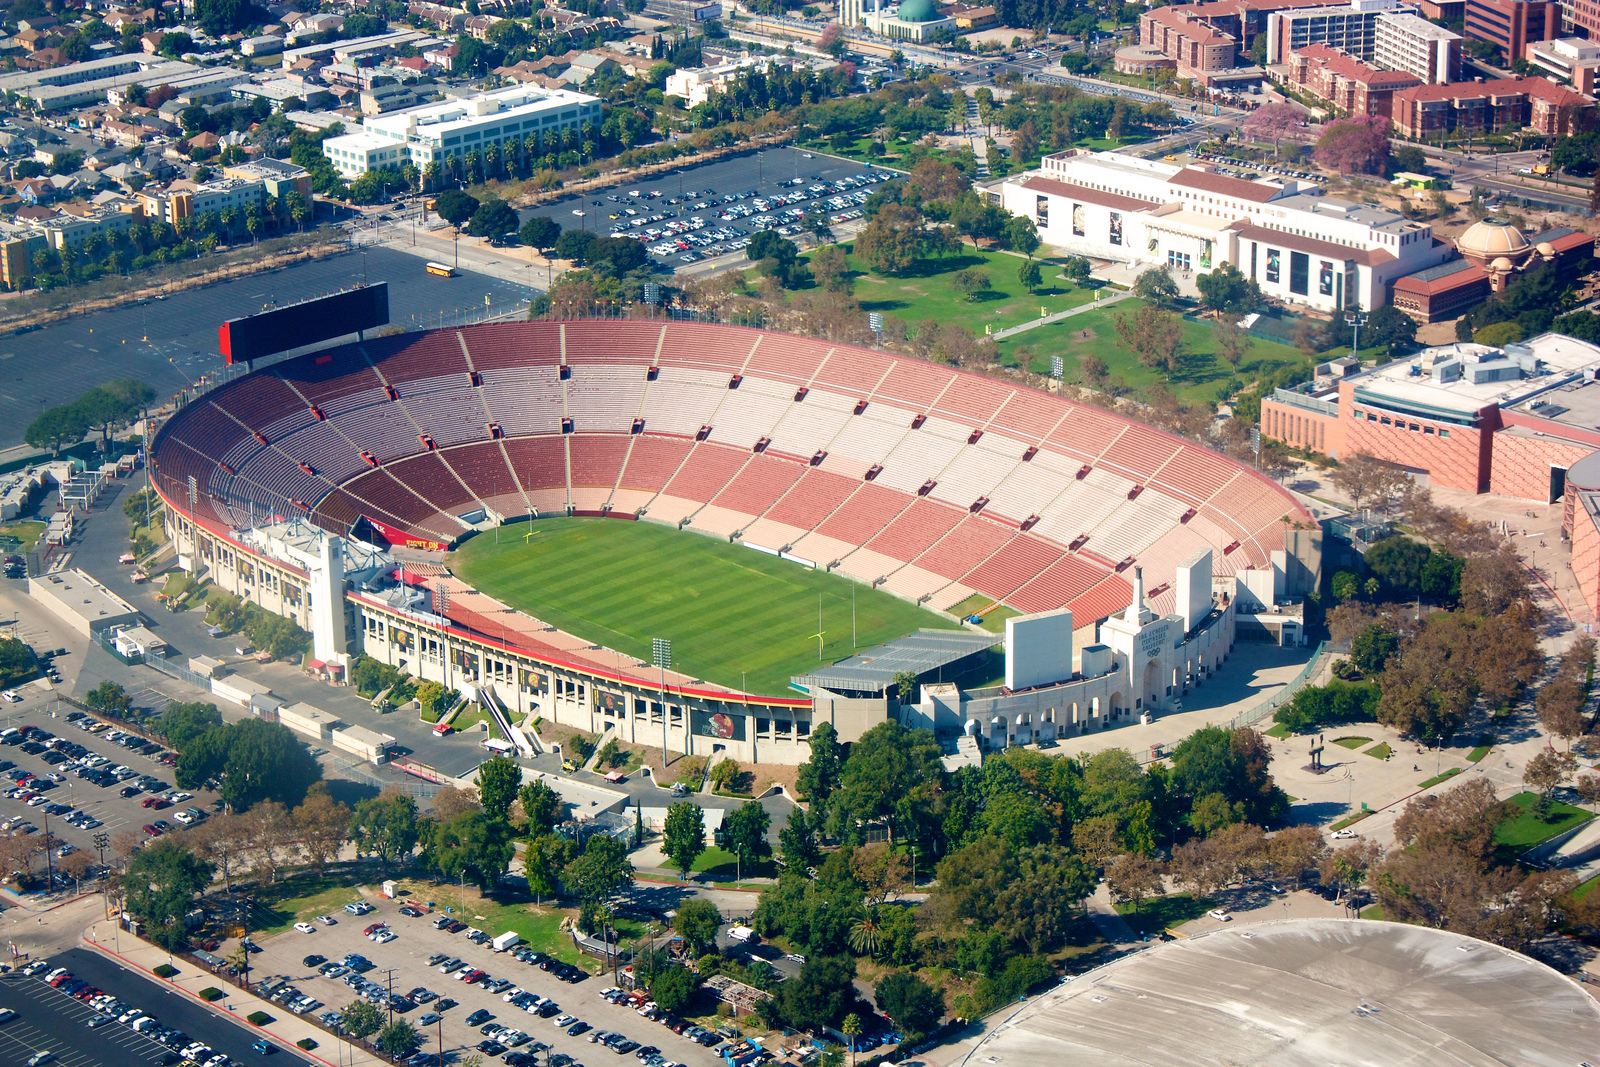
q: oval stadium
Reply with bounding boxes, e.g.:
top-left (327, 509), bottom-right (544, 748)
top-left (150, 319), bottom-right (1316, 765)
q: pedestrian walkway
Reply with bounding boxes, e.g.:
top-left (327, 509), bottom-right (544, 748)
top-left (80, 918), bottom-right (383, 1067)
top-left (1085, 884), bottom-right (1139, 947)
top-left (991, 287), bottom-right (1132, 340)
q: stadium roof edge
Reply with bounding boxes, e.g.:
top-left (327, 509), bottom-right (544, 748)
top-left (792, 628), bottom-right (998, 694)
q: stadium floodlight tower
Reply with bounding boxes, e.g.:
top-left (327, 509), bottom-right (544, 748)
top-left (652, 638), bottom-right (672, 764)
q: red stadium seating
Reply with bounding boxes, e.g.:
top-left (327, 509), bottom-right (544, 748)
top-left (151, 322), bottom-right (1308, 622)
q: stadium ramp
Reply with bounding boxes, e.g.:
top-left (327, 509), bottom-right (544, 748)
top-left (478, 686), bottom-right (536, 758)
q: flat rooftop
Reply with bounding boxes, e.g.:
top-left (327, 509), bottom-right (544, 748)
top-left (961, 919), bottom-right (1600, 1067)
top-left (791, 628), bottom-right (997, 693)
top-left (1351, 333), bottom-right (1600, 421)
top-left (365, 84), bottom-right (597, 140)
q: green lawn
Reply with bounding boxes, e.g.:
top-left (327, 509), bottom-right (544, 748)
top-left (1330, 811), bottom-right (1371, 831)
top-left (687, 845), bottom-right (778, 882)
top-left (1419, 767), bottom-right (1463, 788)
top-left (994, 300), bottom-right (1313, 407)
top-left (948, 593), bottom-right (1019, 634)
top-left (0, 520), bottom-right (46, 552)
top-left (817, 245), bottom-right (1097, 337)
top-left (453, 517), bottom-right (960, 696)
top-left (1114, 893), bottom-right (1214, 936)
top-left (1264, 723), bottom-right (1292, 739)
top-left (1467, 745), bottom-right (1493, 763)
top-left (1494, 791), bottom-right (1595, 855)
top-left (247, 873), bottom-right (372, 937)
top-left (1364, 742), bottom-right (1393, 760)
top-left (1333, 736), bottom-right (1372, 749)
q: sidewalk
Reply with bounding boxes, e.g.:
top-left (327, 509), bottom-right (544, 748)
top-left (81, 918), bottom-right (385, 1067)
top-left (990, 288), bottom-right (1131, 340)
top-left (1085, 884), bottom-right (1139, 947)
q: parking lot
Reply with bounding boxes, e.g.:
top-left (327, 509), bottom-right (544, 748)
top-left (0, 949), bottom-right (310, 1067)
top-left (518, 146), bottom-right (900, 272)
top-left (0, 688), bottom-right (220, 884)
top-left (246, 894), bottom-right (728, 1067)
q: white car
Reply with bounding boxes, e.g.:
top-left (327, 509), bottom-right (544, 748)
top-left (294, 922), bottom-right (316, 934)
top-left (1207, 909), bottom-right (1232, 922)
top-left (1, 691), bottom-right (20, 703)
top-left (315, 915), bottom-right (337, 926)
top-left (172, 811), bottom-right (195, 826)
top-left (373, 930), bottom-right (397, 944)
top-left (1330, 828), bottom-right (1359, 840)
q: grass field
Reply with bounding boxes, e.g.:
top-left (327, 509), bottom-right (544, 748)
top-left (1494, 791), bottom-right (1595, 857)
top-left (453, 518), bottom-right (961, 696)
top-left (994, 300), bottom-right (1313, 407)
top-left (1114, 893), bottom-right (1214, 936)
top-left (805, 245), bottom-right (1098, 337)
top-left (0, 520), bottom-right (45, 552)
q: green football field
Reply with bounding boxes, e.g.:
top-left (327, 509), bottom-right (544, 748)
top-left (451, 517), bottom-right (960, 696)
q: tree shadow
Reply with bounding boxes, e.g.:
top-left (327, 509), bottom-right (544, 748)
top-left (1285, 800), bottom-right (1350, 826)
top-left (859, 298), bottom-right (910, 314)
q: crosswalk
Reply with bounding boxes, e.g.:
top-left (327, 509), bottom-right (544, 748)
top-left (0, 972), bottom-right (176, 1067)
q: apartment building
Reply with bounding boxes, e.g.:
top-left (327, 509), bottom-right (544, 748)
top-left (1388, 74), bottom-right (1589, 137)
top-left (1287, 43), bottom-right (1422, 113)
top-left (1266, 0), bottom-right (1404, 65)
top-left (1373, 12), bottom-right (1461, 82)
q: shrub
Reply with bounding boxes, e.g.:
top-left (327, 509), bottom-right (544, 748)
top-left (153, 964), bottom-right (179, 979)
top-left (247, 1010), bottom-right (274, 1026)
top-left (198, 987), bottom-right (224, 1002)
top-left (297, 1038), bottom-right (318, 1051)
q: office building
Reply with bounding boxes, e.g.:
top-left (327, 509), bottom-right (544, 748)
top-left (1463, 0), bottom-right (1558, 60)
top-left (322, 84), bottom-right (600, 179)
top-left (1373, 12), bottom-right (1461, 82)
top-left (1266, 0), bottom-right (1404, 64)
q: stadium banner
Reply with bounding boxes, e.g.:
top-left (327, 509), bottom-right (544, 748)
top-left (362, 515), bottom-right (450, 553)
top-left (692, 707), bottom-right (746, 741)
top-left (743, 542), bottom-right (781, 558)
top-left (779, 551), bottom-right (816, 569)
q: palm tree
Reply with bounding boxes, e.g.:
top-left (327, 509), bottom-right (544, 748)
top-left (841, 1013), bottom-right (862, 1067)
top-left (847, 907), bottom-right (881, 957)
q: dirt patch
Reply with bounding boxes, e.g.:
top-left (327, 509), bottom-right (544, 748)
top-left (535, 722), bottom-right (599, 762)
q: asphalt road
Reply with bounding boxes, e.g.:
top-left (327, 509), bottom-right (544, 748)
top-left (0, 246), bottom-right (531, 449)
top-left (0, 947), bottom-right (312, 1066)
top-left (516, 145), bottom-right (898, 273)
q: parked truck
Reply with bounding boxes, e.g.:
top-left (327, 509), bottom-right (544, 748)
top-left (492, 931), bottom-right (522, 953)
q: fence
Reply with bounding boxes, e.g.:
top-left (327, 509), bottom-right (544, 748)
top-left (1230, 640), bottom-right (1329, 730)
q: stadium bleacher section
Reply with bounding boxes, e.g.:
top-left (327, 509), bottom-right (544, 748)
top-left (151, 321), bottom-right (1309, 622)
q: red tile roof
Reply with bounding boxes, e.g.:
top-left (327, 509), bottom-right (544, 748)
top-left (1016, 175), bottom-right (1159, 212)
top-left (1231, 221), bottom-right (1396, 266)
top-left (1294, 43), bottom-right (1422, 88)
top-left (1391, 75), bottom-right (1590, 107)
top-left (1168, 167), bottom-right (1286, 203)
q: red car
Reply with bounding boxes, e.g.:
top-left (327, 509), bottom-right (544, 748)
top-left (364, 922), bottom-right (387, 936)
top-left (142, 823), bottom-right (161, 837)
top-left (460, 969), bottom-right (486, 984)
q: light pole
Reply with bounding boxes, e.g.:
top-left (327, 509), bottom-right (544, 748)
top-left (652, 638), bottom-right (671, 767)
top-left (1345, 310), bottom-right (1367, 361)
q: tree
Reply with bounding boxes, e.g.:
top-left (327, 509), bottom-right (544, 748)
top-left (563, 832), bottom-right (634, 905)
top-left (414, 681), bottom-right (450, 719)
top-left (1018, 259), bottom-right (1043, 294)
top-left (1113, 304), bottom-right (1184, 373)
top-left (954, 268), bottom-right (991, 301)
top-left (292, 786), bottom-right (350, 867)
top-left (777, 956), bottom-right (858, 1033)
top-left (376, 1020), bottom-right (421, 1059)
top-left (1366, 536), bottom-right (1433, 597)
top-left (1063, 255), bottom-right (1093, 284)
top-left (217, 719), bottom-right (321, 812)
top-left (118, 840), bottom-right (214, 949)
top-left (875, 972), bottom-right (943, 1041)
top-left (722, 801), bottom-right (771, 879)
top-left (158, 31), bottom-right (194, 58)
top-left (1524, 749), bottom-right (1576, 811)
top-left (159, 701), bottom-right (222, 748)
top-left (855, 203), bottom-right (924, 275)
top-left (1132, 266), bottom-right (1180, 308)
top-left (349, 789), bottom-right (420, 870)
top-left (810, 245), bottom-right (850, 293)
top-left (1377, 613), bottom-right (1484, 744)
top-left (519, 779), bottom-right (564, 836)
top-left (663, 801), bottom-right (706, 879)
top-left (1169, 726), bottom-right (1288, 829)
top-left (1330, 453), bottom-right (1413, 515)
top-left (88, 681), bottom-right (132, 717)
top-left (1364, 305), bottom-right (1418, 354)
top-left (650, 964), bottom-right (700, 1013)
top-left (1195, 263), bottom-right (1262, 317)
top-left (520, 215), bottom-right (561, 254)
top-left (1349, 624), bottom-right (1400, 675)
top-left (341, 999), bottom-right (384, 1040)
top-left (418, 810), bottom-right (513, 891)
top-left (25, 404), bottom-right (89, 456)
top-left (1105, 851), bottom-right (1165, 911)
top-left (467, 197), bottom-right (519, 239)
top-left (779, 807), bottom-right (820, 871)
top-left (476, 755), bottom-right (521, 826)
top-left (830, 722), bottom-right (944, 847)
top-left (1241, 102), bottom-right (1304, 151)
top-left (673, 897), bottom-right (722, 956)
top-left (1314, 113), bottom-right (1390, 175)
top-left (796, 722), bottom-right (844, 808)
top-left (434, 189), bottom-right (479, 228)
top-left (524, 832), bottom-right (574, 903)
top-left (1004, 215), bottom-right (1041, 258)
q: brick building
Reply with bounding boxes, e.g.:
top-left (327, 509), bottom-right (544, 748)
top-left (1390, 258), bottom-right (1491, 322)
top-left (1261, 333), bottom-right (1600, 499)
top-left (1387, 75), bottom-right (1590, 138)
top-left (1139, 0), bottom-right (1330, 83)
top-left (1463, 0), bottom-right (1559, 60)
top-left (1286, 43), bottom-right (1421, 114)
